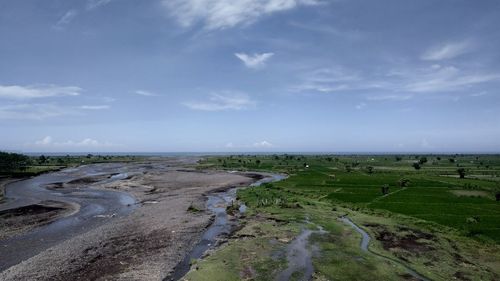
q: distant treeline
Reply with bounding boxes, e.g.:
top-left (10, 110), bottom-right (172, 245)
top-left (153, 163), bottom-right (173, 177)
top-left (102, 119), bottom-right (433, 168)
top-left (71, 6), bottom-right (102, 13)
top-left (0, 151), bottom-right (30, 172)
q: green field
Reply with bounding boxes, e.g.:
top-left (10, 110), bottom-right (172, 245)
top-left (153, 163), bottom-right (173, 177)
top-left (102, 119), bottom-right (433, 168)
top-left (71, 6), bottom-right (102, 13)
top-left (200, 154), bottom-right (500, 242)
top-left (190, 154), bottom-right (500, 281)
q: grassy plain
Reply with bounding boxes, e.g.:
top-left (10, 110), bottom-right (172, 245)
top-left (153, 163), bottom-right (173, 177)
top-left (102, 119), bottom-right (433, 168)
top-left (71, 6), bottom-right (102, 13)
top-left (186, 154), bottom-right (500, 281)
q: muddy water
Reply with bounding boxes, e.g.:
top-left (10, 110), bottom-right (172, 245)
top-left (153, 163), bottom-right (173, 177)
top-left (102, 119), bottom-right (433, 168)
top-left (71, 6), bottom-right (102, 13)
top-left (0, 163), bottom-right (142, 272)
top-left (340, 216), bottom-right (430, 281)
top-left (276, 222), bottom-right (326, 281)
top-left (166, 173), bottom-right (286, 281)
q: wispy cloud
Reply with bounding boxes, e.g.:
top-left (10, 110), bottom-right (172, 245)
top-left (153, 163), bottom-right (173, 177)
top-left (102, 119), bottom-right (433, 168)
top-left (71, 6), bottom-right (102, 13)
top-left (355, 102), bottom-right (367, 110)
top-left (366, 94), bottom-right (413, 101)
top-left (253, 140), bottom-right (273, 148)
top-left (400, 65), bottom-right (500, 93)
top-left (54, 10), bottom-right (78, 29)
top-left (0, 103), bottom-right (109, 120)
top-left (288, 21), bottom-right (363, 40)
top-left (293, 64), bottom-right (500, 96)
top-left (292, 67), bottom-right (363, 93)
top-left (235, 52), bottom-right (274, 69)
top-left (225, 140), bottom-right (274, 149)
top-left (34, 136), bottom-right (114, 148)
top-left (0, 103), bottom-right (77, 120)
top-left (421, 41), bottom-right (472, 61)
top-left (0, 84), bottom-right (81, 99)
top-left (183, 92), bottom-right (256, 111)
top-left (135, 90), bottom-right (159, 97)
top-left (86, 0), bottom-right (113, 10)
top-left (54, 1), bottom-right (112, 29)
top-left (79, 105), bottom-right (110, 110)
top-left (162, 0), bottom-right (323, 30)
top-left (470, 91), bottom-right (488, 97)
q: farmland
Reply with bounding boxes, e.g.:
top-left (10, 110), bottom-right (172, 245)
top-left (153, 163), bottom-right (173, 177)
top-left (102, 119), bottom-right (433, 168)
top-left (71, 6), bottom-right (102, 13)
top-left (191, 154), bottom-right (500, 280)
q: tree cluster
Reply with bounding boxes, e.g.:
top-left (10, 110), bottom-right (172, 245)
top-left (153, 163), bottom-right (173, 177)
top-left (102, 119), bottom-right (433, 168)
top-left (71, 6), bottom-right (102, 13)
top-left (0, 152), bottom-right (30, 172)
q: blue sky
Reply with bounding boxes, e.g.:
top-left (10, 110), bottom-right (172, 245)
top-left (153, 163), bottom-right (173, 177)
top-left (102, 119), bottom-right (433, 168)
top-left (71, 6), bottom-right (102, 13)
top-left (1, 0), bottom-right (499, 153)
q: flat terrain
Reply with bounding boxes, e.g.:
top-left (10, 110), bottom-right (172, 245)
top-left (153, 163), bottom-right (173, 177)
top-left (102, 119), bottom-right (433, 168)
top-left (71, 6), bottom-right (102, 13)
top-left (186, 155), bottom-right (500, 281)
top-left (1, 154), bottom-right (499, 281)
top-left (0, 158), bottom-right (261, 280)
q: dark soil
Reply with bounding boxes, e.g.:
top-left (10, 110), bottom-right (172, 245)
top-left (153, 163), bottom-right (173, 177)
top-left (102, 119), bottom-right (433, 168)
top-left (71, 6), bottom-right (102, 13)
top-left (0, 202), bottom-right (68, 240)
top-left (373, 226), bottom-right (435, 254)
top-left (66, 174), bottom-right (113, 185)
top-left (58, 228), bottom-right (176, 281)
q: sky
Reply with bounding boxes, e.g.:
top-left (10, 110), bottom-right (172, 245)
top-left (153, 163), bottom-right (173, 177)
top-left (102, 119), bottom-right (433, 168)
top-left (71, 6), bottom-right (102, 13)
top-left (0, 0), bottom-right (499, 153)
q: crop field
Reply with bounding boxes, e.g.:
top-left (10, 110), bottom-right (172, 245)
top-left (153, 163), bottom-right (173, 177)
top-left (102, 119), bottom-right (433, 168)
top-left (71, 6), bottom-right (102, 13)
top-left (195, 154), bottom-right (500, 280)
top-left (200, 154), bottom-right (500, 242)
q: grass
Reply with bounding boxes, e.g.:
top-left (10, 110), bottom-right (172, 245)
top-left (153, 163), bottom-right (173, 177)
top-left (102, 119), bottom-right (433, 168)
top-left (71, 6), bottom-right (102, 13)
top-left (200, 154), bottom-right (500, 242)
top-left (187, 154), bottom-right (500, 280)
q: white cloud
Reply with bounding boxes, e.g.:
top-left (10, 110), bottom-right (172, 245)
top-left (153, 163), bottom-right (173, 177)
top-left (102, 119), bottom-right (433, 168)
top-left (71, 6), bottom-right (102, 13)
top-left (288, 21), bottom-right (363, 40)
top-left (0, 84), bottom-right (82, 99)
top-left (224, 140), bottom-right (274, 149)
top-left (183, 92), bottom-right (256, 111)
top-left (79, 105), bottom-right (110, 110)
top-left (366, 94), bottom-right (413, 101)
top-left (470, 91), bottom-right (488, 97)
top-left (401, 66), bottom-right (500, 93)
top-left (235, 52), bottom-right (274, 69)
top-left (253, 140), bottom-right (273, 148)
top-left (293, 64), bottom-right (500, 96)
top-left (421, 41), bottom-right (472, 61)
top-left (34, 136), bottom-right (114, 148)
top-left (0, 104), bottom-right (76, 120)
top-left (135, 90), bottom-right (159, 97)
top-left (162, 0), bottom-right (322, 30)
top-left (35, 136), bottom-right (53, 146)
top-left (86, 0), bottom-right (113, 10)
top-left (54, 10), bottom-right (78, 29)
top-left (292, 67), bottom-right (363, 93)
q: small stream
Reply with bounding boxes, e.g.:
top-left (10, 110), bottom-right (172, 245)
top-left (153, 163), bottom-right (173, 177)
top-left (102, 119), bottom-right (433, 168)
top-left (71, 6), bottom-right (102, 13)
top-left (340, 216), bottom-right (431, 281)
top-left (165, 173), bottom-right (286, 281)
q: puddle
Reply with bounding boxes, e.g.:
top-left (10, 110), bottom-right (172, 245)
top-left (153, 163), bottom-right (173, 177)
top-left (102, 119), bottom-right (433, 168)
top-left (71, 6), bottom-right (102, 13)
top-left (276, 219), bottom-right (326, 281)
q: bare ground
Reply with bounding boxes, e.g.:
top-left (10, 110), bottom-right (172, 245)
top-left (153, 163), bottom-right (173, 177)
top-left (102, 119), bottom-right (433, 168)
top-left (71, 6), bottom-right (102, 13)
top-left (0, 162), bottom-right (259, 281)
top-left (0, 200), bottom-right (77, 241)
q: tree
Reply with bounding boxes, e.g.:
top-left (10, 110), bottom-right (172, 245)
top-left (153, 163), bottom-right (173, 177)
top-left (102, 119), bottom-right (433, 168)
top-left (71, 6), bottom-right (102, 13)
top-left (395, 156), bottom-right (402, 161)
top-left (412, 162), bottom-right (421, 170)
top-left (495, 192), bottom-right (500, 202)
top-left (39, 155), bottom-right (47, 164)
top-left (0, 152), bottom-right (30, 172)
top-left (366, 166), bottom-right (374, 174)
top-left (397, 178), bottom-right (410, 187)
top-left (418, 157), bottom-right (428, 165)
top-left (345, 165), bottom-right (352, 172)
top-left (256, 159), bottom-right (261, 165)
top-left (381, 184), bottom-right (389, 195)
top-left (457, 168), bottom-right (466, 179)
